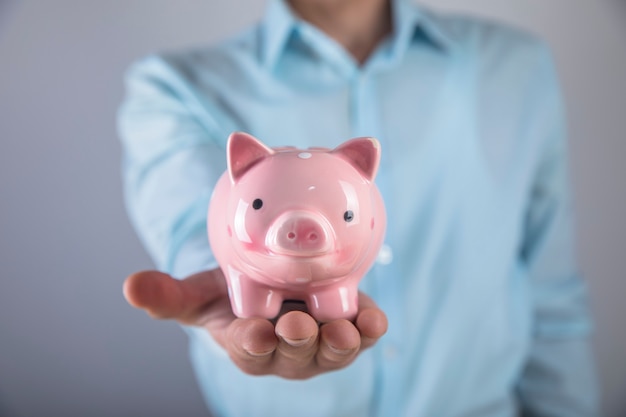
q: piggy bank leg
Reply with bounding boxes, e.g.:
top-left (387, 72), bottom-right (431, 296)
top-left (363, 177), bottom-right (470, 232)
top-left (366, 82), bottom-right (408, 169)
top-left (226, 274), bottom-right (283, 319)
top-left (307, 285), bottom-right (359, 322)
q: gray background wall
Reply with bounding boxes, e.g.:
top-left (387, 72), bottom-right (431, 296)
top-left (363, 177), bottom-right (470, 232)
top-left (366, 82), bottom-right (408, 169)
top-left (0, 1), bottom-right (623, 416)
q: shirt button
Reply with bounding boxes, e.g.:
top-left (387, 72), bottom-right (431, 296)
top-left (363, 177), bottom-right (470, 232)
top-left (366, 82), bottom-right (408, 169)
top-left (384, 345), bottom-right (398, 360)
top-left (376, 244), bottom-right (393, 265)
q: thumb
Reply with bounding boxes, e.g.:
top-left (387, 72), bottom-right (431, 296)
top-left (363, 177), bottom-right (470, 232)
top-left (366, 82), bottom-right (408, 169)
top-left (123, 269), bottom-right (228, 323)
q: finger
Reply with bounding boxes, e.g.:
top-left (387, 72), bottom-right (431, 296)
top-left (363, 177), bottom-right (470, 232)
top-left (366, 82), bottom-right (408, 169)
top-left (273, 311), bottom-right (319, 377)
top-left (197, 295), bottom-right (237, 348)
top-left (316, 319), bottom-right (360, 370)
top-left (226, 318), bottom-right (277, 376)
top-left (123, 269), bottom-right (227, 323)
top-left (356, 292), bottom-right (388, 349)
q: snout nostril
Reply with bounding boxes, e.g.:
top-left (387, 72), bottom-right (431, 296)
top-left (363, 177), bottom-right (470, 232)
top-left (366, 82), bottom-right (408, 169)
top-left (308, 233), bottom-right (318, 241)
top-left (287, 232), bottom-right (296, 240)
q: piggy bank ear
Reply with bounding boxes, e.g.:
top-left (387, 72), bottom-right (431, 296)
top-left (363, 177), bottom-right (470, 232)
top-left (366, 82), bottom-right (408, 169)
top-left (331, 137), bottom-right (381, 181)
top-left (227, 132), bottom-right (274, 183)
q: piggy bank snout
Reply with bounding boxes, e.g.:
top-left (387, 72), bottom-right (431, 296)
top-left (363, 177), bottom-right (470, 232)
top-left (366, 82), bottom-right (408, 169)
top-left (266, 211), bottom-right (332, 256)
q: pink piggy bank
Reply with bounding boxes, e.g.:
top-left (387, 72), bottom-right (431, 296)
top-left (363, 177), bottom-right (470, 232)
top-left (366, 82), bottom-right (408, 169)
top-left (208, 132), bottom-right (386, 322)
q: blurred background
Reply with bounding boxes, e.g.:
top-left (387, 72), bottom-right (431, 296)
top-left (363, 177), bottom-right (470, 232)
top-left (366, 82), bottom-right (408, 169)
top-left (0, 1), bottom-right (624, 416)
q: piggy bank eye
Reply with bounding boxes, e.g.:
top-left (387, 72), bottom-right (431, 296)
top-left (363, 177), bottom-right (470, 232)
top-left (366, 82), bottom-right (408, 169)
top-left (343, 210), bottom-right (354, 222)
top-left (252, 199), bottom-right (263, 210)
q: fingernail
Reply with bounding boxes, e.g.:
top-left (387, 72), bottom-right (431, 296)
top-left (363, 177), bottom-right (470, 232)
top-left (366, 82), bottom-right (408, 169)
top-left (328, 345), bottom-right (353, 355)
top-left (244, 348), bottom-right (275, 357)
top-left (281, 336), bottom-right (313, 347)
top-left (241, 340), bottom-right (275, 357)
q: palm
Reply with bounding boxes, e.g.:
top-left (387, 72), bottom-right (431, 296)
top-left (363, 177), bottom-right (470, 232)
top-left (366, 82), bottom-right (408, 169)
top-left (124, 269), bottom-right (387, 379)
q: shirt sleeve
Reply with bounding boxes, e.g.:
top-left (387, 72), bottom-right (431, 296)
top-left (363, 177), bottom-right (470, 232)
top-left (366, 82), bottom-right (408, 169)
top-left (515, 45), bottom-right (601, 416)
top-left (117, 55), bottom-right (226, 278)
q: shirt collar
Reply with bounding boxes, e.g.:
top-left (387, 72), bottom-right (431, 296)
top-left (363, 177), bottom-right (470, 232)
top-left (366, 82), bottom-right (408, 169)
top-left (260, 0), bottom-right (455, 71)
top-left (391, 0), bottom-right (453, 58)
top-left (260, 0), bottom-right (296, 70)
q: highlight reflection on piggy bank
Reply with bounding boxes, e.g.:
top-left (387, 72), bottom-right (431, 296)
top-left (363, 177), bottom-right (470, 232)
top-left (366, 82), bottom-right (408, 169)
top-left (208, 132), bottom-right (386, 322)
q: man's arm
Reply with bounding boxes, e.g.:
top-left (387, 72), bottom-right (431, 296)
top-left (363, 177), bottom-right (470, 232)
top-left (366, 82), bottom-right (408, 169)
top-left (118, 55), bottom-right (387, 379)
top-left (118, 55), bottom-right (226, 278)
top-left (516, 45), bottom-right (600, 416)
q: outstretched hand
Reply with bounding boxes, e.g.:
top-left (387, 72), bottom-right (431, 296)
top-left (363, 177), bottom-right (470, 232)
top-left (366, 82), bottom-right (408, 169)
top-left (123, 269), bottom-right (388, 379)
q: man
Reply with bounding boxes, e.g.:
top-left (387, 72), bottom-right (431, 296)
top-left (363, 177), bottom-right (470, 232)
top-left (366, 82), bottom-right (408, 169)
top-left (119, 0), bottom-right (600, 415)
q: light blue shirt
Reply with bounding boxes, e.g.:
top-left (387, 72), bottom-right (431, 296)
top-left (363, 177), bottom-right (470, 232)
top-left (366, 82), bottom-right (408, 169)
top-left (118, 0), bottom-right (600, 416)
